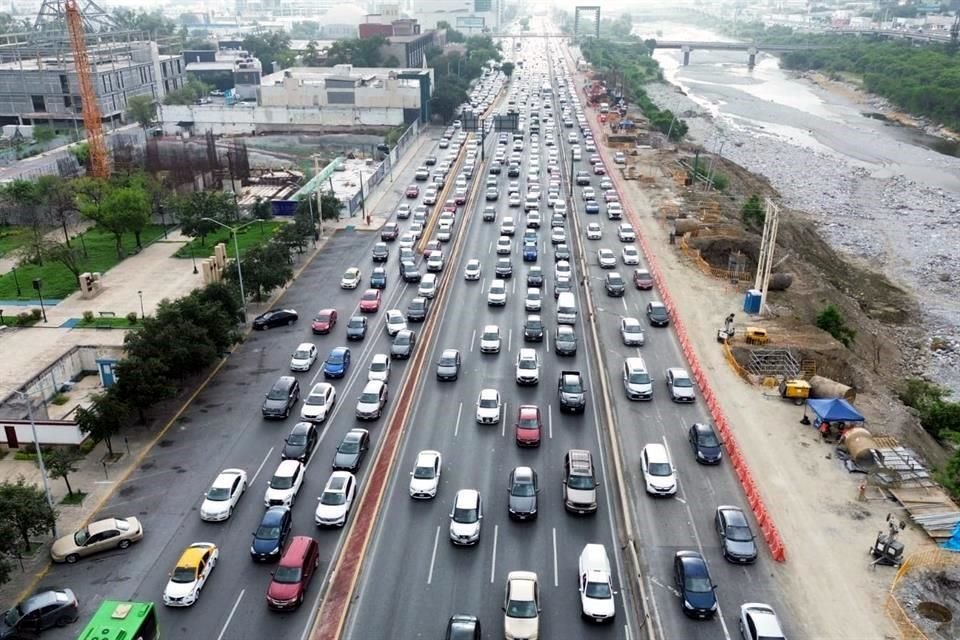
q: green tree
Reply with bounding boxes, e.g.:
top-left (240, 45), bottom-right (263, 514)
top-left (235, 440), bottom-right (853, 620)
top-left (126, 95), bottom-right (157, 129)
top-left (500, 61), bottom-right (515, 78)
top-left (75, 390), bottom-right (128, 457)
top-left (0, 519), bottom-right (17, 586)
top-left (1, 179), bottom-right (45, 265)
top-left (32, 126), bottom-right (56, 144)
top-left (169, 289), bottom-right (241, 355)
top-left (163, 79), bottom-right (211, 106)
top-left (124, 314), bottom-right (219, 381)
top-left (183, 37), bottom-right (217, 50)
top-left (0, 477), bottom-right (57, 552)
top-left (174, 191), bottom-right (237, 245)
top-left (302, 41), bottom-right (323, 66)
top-left (815, 304), bottom-right (856, 347)
top-left (36, 175), bottom-right (77, 248)
top-left (446, 28), bottom-right (466, 43)
top-left (252, 197), bottom-right (273, 222)
top-left (319, 192), bottom-right (343, 220)
top-left (112, 8), bottom-right (177, 37)
top-left (242, 32), bottom-right (294, 72)
top-left (87, 185), bottom-right (150, 258)
top-left (40, 240), bottom-right (84, 286)
top-left (113, 357), bottom-right (175, 424)
top-left (324, 36), bottom-right (387, 67)
top-left (228, 242), bottom-right (292, 301)
top-left (45, 448), bottom-right (84, 497)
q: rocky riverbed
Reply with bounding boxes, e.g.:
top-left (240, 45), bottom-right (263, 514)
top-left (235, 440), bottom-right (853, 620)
top-left (644, 80), bottom-right (960, 392)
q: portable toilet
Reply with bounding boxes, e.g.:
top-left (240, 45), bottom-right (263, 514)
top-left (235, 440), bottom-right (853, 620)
top-left (743, 289), bottom-right (762, 314)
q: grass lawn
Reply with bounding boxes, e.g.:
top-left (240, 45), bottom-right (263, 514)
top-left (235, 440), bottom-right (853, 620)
top-left (73, 316), bottom-right (140, 329)
top-left (174, 220), bottom-right (285, 259)
top-left (0, 225), bottom-right (33, 258)
top-left (0, 225), bottom-right (168, 300)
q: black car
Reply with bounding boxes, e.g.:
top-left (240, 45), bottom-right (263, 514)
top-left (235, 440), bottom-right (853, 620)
top-left (507, 466), bottom-right (538, 521)
top-left (391, 329), bottom-right (416, 359)
top-left (527, 267), bottom-right (544, 288)
top-left (482, 206), bottom-right (497, 221)
top-left (689, 423), bottom-right (723, 465)
top-left (381, 222), bottom-right (399, 241)
top-left (346, 316), bottom-right (368, 340)
top-left (554, 326), bottom-right (578, 356)
top-left (445, 614), bottom-right (481, 640)
top-left (605, 272), bottom-right (626, 297)
top-left (372, 243), bottom-right (389, 262)
top-left (281, 421), bottom-right (318, 462)
top-left (407, 296), bottom-right (429, 322)
top-left (489, 163), bottom-right (502, 175)
top-left (370, 267), bottom-right (387, 289)
top-left (523, 315), bottom-right (544, 342)
top-left (495, 258), bottom-right (513, 279)
top-left (262, 376), bottom-right (300, 419)
top-left (715, 505), bottom-right (758, 564)
top-left (647, 302), bottom-right (670, 327)
top-left (425, 155), bottom-right (437, 166)
top-left (251, 506), bottom-right (292, 562)
top-left (332, 428), bottom-right (370, 471)
top-left (554, 244), bottom-right (571, 262)
top-left (558, 370), bottom-right (586, 413)
top-left (674, 551), bottom-right (718, 619)
top-left (401, 260), bottom-right (422, 283)
top-left (0, 588), bottom-right (79, 638)
top-left (253, 308), bottom-right (298, 330)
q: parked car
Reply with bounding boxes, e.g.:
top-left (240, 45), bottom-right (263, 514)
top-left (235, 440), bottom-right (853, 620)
top-left (253, 308), bottom-right (298, 330)
top-left (0, 588), bottom-right (79, 635)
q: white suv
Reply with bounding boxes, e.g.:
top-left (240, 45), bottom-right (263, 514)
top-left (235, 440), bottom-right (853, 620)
top-left (515, 348), bottom-right (540, 385)
top-left (641, 443), bottom-right (677, 496)
top-left (578, 543), bottom-right (616, 622)
top-left (263, 459), bottom-right (304, 508)
top-left (475, 388), bottom-right (502, 424)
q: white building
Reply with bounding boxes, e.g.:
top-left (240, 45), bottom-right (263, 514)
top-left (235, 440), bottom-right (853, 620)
top-left (411, 0), bottom-right (500, 32)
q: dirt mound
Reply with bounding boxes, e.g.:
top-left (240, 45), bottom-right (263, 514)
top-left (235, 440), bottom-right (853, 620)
top-left (893, 566), bottom-right (960, 640)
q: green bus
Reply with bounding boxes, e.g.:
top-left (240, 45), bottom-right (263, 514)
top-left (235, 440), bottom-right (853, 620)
top-left (76, 600), bottom-right (159, 640)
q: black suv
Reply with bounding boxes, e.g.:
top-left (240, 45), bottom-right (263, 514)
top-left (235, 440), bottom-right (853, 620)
top-left (558, 370), bottom-right (586, 413)
top-left (554, 326), bottom-right (578, 356)
top-left (262, 376), bottom-right (301, 419)
top-left (605, 272), bottom-right (626, 297)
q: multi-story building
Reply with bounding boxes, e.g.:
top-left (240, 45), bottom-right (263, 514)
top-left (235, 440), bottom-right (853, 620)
top-left (379, 31), bottom-right (442, 68)
top-left (411, 0), bottom-right (500, 32)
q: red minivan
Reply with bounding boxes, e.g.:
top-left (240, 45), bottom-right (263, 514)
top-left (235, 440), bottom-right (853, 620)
top-left (266, 536), bottom-right (320, 610)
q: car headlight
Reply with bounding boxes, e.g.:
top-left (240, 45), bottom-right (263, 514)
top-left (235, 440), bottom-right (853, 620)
top-left (269, 546), bottom-right (281, 555)
top-left (710, 601), bottom-right (718, 610)
top-left (684, 600), bottom-right (694, 610)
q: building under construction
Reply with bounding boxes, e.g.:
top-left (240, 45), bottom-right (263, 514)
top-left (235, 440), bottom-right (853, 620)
top-left (0, 0), bottom-right (186, 127)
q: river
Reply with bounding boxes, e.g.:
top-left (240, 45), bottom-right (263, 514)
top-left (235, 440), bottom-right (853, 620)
top-left (632, 21), bottom-right (960, 392)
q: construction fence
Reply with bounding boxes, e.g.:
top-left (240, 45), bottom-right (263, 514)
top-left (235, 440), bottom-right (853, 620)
top-left (345, 120), bottom-right (420, 215)
top-left (885, 547), bottom-right (960, 640)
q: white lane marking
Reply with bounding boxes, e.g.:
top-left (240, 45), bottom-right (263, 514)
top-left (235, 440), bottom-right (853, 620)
top-left (216, 589), bottom-right (245, 640)
top-left (512, 276), bottom-right (517, 295)
top-left (427, 525), bottom-right (441, 584)
top-left (481, 277), bottom-right (486, 291)
top-left (508, 328), bottom-right (513, 352)
top-left (490, 524), bottom-right (499, 583)
top-left (488, 240), bottom-right (493, 254)
top-left (470, 328), bottom-right (476, 353)
top-left (622, 297), bottom-right (628, 311)
top-left (303, 424), bottom-right (331, 469)
top-left (548, 403), bottom-right (553, 440)
top-left (545, 330), bottom-right (550, 352)
top-left (250, 448), bottom-right (274, 484)
top-left (552, 527), bottom-right (559, 587)
top-left (649, 576), bottom-right (681, 598)
top-left (454, 402), bottom-right (463, 437)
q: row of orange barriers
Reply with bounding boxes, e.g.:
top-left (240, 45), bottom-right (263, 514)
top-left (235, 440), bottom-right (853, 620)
top-left (584, 109), bottom-right (788, 563)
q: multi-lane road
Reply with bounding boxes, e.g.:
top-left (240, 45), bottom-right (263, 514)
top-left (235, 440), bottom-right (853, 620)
top-left (33, 25), bottom-right (794, 640)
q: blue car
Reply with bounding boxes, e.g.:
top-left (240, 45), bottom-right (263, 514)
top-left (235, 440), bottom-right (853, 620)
top-left (523, 242), bottom-right (538, 262)
top-left (674, 551), bottom-right (718, 619)
top-left (585, 200), bottom-right (600, 214)
top-left (370, 268), bottom-right (387, 289)
top-left (250, 506), bottom-right (292, 562)
top-left (323, 347), bottom-right (351, 379)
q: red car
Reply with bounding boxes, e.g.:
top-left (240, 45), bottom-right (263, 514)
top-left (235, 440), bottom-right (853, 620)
top-left (405, 185), bottom-right (420, 198)
top-left (266, 536), bottom-right (319, 610)
top-left (359, 289), bottom-right (382, 313)
top-left (604, 192), bottom-right (620, 203)
top-left (381, 222), bottom-right (399, 241)
top-left (423, 240), bottom-right (442, 259)
top-left (311, 308), bottom-right (338, 334)
top-left (633, 268), bottom-right (654, 290)
top-left (454, 190), bottom-right (467, 205)
top-left (515, 405), bottom-right (542, 447)
top-left (593, 163), bottom-right (606, 175)
top-left (442, 199), bottom-right (458, 214)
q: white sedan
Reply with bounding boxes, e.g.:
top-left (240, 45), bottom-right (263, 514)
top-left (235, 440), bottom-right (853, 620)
top-left (315, 471), bottom-right (357, 527)
top-left (464, 259), bottom-right (482, 281)
top-left (408, 450), bottom-right (442, 499)
top-left (200, 469), bottom-right (247, 521)
top-left (598, 249), bottom-right (617, 269)
top-left (622, 245), bottom-right (640, 265)
top-left (487, 280), bottom-right (507, 306)
top-left (617, 224), bottom-right (636, 242)
top-left (289, 343), bottom-right (318, 372)
top-left (368, 353), bottom-right (391, 382)
top-left (504, 571), bottom-right (540, 640)
top-left (340, 267), bottom-right (362, 289)
top-left (496, 236), bottom-right (512, 255)
top-left (385, 309), bottom-right (407, 337)
top-left (476, 388), bottom-right (502, 424)
top-left (300, 382), bottom-right (335, 422)
top-left (162, 542), bottom-right (218, 607)
top-left (586, 223), bottom-right (602, 240)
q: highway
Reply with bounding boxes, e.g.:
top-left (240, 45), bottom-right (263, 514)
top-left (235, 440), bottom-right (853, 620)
top-left (36, 124), bottom-right (456, 640)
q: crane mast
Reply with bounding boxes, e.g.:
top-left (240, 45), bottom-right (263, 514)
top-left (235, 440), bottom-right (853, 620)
top-left (64, 0), bottom-right (109, 178)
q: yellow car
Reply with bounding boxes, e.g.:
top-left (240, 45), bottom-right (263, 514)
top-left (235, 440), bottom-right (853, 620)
top-left (50, 516), bottom-right (143, 563)
top-left (163, 542), bottom-right (219, 607)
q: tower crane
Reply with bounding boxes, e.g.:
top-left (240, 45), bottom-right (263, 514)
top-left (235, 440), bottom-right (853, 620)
top-left (64, 0), bottom-right (109, 178)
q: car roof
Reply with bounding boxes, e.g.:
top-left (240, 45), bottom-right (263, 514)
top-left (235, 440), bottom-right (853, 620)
top-left (290, 422), bottom-right (312, 435)
top-left (441, 349), bottom-right (459, 358)
top-left (328, 471), bottom-right (354, 489)
top-left (480, 388), bottom-right (499, 399)
top-left (507, 572), bottom-right (537, 598)
top-left (518, 404), bottom-right (539, 417)
top-left (513, 466), bottom-right (534, 481)
top-left (213, 469), bottom-right (243, 488)
top-left (310, 382), bottom-right (333, 395)
top-left (668, 367), bottom-right (690, 378)
top-left (276, 459), bottom-right (301, 475)
top-left (331, 347), bottom-right (348, 356)
top-left (519, 347), bottom-right (536, 358)
top-left (623, 317), bottom-right (640, 327)
top-left (644, 443), bottom-right (670, 463)
top-left (263, 506), bottom-right (288, 522)
top-left (455, 489), bottom-right (480, 507)
top-left (719, 505), bottom-right (749, 525)
top-left (372, 353), bottom-right (389, 363)
top-left (677, 550), bottom-right (708, 574)
top-left (362, 380), bottom-right (384, 392)
top-left (649, 301), bottom-right (665, 308)
top-left (416, 450), bottom-right (440, 464)
top-left (88, 517), bottom-right (126, 535)
top-left (345, 429), bottom-right (367, 441)
top-left (741, 603), bottom-right (784, 635)
top-left (177, 543), bottom-right (213, 568)
top-left (295, 342), bottom-right (314, 351)
top-left (23, 588), bottom-right (70, 611)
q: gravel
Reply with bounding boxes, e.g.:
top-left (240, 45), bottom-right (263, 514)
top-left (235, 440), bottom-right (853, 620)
top-left (645, 81), bottom-right (960, 393)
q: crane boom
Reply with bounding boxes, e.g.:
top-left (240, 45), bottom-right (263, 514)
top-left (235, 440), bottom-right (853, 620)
top-left (65, 0), bottom-right (109, 178)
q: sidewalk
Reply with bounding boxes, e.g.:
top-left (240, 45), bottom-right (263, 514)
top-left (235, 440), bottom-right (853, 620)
top-left (0, 122), bottom-right (435, 605)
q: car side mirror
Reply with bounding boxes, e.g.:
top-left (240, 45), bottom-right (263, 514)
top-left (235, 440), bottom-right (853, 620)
top-left (501, 606), bottom-right (506, 612)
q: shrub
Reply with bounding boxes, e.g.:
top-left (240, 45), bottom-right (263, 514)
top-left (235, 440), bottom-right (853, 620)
top-left (79, 438), bottom-right (96, 454)
top-left (51, 393), bottom-right (69, 405)
top-left (815, 304), bottom-right (856, 347)
top-left (741, 194), bottom-right (765, 228)
top-left (30, 308), bottom-right (41, 320)
top-left (16, 312), bottom-right (33, 326)
top-left (126, 312), bottom-right (138, 325)
top-left (82, 310), bottom-right (94, 322)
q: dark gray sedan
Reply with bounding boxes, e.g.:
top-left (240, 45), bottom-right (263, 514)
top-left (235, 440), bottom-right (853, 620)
top-left (332, 428), bottom-right (370, 472)
top-left (507, 466), bottom-right (538, 520)
top-left (391, 329), bottom-right (416, 359)
top-left (715, 505), bottom-right (758, 564)
top-left (436, 349), bottom-right (461, 381)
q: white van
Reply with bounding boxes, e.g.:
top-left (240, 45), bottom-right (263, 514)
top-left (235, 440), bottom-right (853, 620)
top-left (557, 291), bottom-right (577, 325)
top-left (418, 273), bottom-right (438, 299)
top-left (578, 543), bottom-right (616, 622)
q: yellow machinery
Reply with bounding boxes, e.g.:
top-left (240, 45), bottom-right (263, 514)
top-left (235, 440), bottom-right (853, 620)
top-left (779, 379), bottom-right (811, 405)
top-left (744, 326), bottom-right (769, 345)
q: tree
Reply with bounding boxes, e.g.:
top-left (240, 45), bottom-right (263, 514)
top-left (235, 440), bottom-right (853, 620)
top-left (228, 242), bottom-right (292, 301)
top-left (163, 79), bottom-right (211, 106)
top-left (241, 32), bottom-right (294, 72)
top-left (126, 95), bottom-right (157, 129)
top-left (75, 390), bottom-right (128, 457)
top-left (1, 179), bottom-right (45, 265)
top-left (113, 357), bottom-right (175, 423)
top-left (302, 41), bottom-right (323, 66)
top-left (501, 61), bottom-right (515, 78)
top-left (384, 54), bottom-right (400, 68)
top-left (0, 478), bottom-right (57, 552)
top-left (195, 282), bottom-right (243, 327)
top-left (741, 194), bottom-right (764, 228)
top-left (32, 126), bottom-right (56, 144)
top-left (319, 192), bottom-right (344, 220)
top-left (88, 185), bottom-right (150, 258)
top-left (124, 314), bottom-right (219, 381)
top-left (815, 304), bottom-right (856, 347)
top-left (174, 191), bottom-right (236, 245)
top-left (446, 28), bottom-right (466, 43)
top-left (324, 37), bottom-right (386, 67)
top-left (45, 448), bottom-right (84, 497)
top-left (40, 240), bottom-right (84, 286)
top-left (35, 175), bottom-right (78, 248)
top-left (252, 197), bottom-right (273, 222)
top-left (112, 8), bottom-right (177, 37)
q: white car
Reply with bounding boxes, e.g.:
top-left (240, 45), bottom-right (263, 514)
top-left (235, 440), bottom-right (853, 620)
top-left (315, 471), bottom-right (357, 527)
top-left (200, 469), bottom-right (247, 521)
top-left (385, 309), bottom-right (407, 336)
top-left (515, 348), bottom-right (540, 385)
top-left (409, 221), bottom-right (424, 239)
top-left (497, 236), bottom-right (512, 255)
top-left (398, 233), bottom-right (416, 250)
top-left (641, 443), bottom-right (677, 496)
top-left (620, 317), bottom-right (645, 346)
top-left (368, 353), bottom-right (391, 382)
top-left (555, 260), bottom-right (571, 280)
top-left (449, 489), bottom-right (483, 545)
top-left (607, 202), bottom-right (623, 218)
top-left (340, 267), bottom-right (361, 289)
top-left (436, 222), bottom-right (453, 243)
top-left (504, 571), bottom-right (540, 640)
top-left (480, 324), bottom-right (501, 353)
top-left (500, 218), bottom-right (516, 235)
top-left (740, 603), bottom-right (787, 640)
top-left (586, 223), bottom-right (602, 240)
top-left (464, 259), bottom-right (482, 280)
top-left (289, 343), bottom-right (318, 372)
top-left (488, 280), bottom-right (507, 306)
top-left (162, 542), bottom-right (218, 607)
top-left (550, 228), bottom-right (566, 244)
top-left (598, 249), bottom-right (616, 269)
top-left (409, 450), bottom-right (442, 499)
top-left (622, 245), bottom-right (640, 265)
top-left (301, 382), bottom-right (336, 422)
top-left (666, 367), bottom-right (696, 402)
top-left (524, 287), bottom-right (542, 312)
top-left (617, 224), bottom-right (636, 242)
top-left (508, 194), bottom-right (522, 207)
top-left (554, 200), bottom-right (568, 217)
top-left (264, 459), bottom-right (305, 508)
top-left (476, 388), bottom-right (502, 424)
top-left (578, 544), bottom-right (616, 622)
top-left (427, 252), bottom-right (444, 272)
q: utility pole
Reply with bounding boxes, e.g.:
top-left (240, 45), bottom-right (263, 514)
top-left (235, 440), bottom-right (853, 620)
top-left (754, 199), bottom-right (781, 316)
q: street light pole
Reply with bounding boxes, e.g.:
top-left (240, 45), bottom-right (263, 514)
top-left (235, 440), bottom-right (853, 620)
top-left (202, 217), bottom-right (256, 322)
top-left (15, 391), bottom-right (56, 538)
top-left (32, 278), bottom-right (47, 323)
top-left (137, 290), bottom-right (145, 319)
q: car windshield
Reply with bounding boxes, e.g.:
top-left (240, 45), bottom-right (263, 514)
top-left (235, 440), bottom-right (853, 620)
top-left (585, 581), bottom-right (612, 599)
top-left (440, 355), bottom-right (457, 366)
top-left (414, 465), bottom-right (436, 479)
top-left (482, 331), bottom-right (499, 340)
top-left (561, 380), bottom-right (581, 393)
top-left (362, 292), bottom-right (377, 301)
top-left (315, 313), bottom-right (330, 323)
top-left (320, 490), bottom-right (345, 506)
top-left (479, 397), bottom-right (498, 408)
top-left (339, 438), bottom-right (360, 454)
top-left (506, 599), bottom-right (537, 618)
top-left (673, 376), bottom-right (693, 388)
top-left (652, 308), bottom-right (667, 318)
top-left (348, 319), bottom-right (363, 328)
top-left (527, 320), bottom-right (542, 330)
top-left (294, 349), bottom-right (311, 360)
top-left (453, 506), bottom-right (478, 523)
top-left (519, 416), bottom-right (539, 428)
top-left (360, 391), bottom-right (380, 404)
top-left (207, 486), bottom-right (231, 501)
top-left (287, 433), bottom-right (306, 446)
top-left (567, 475), bottom-right (594, 490)
top-left (727, 524), bottom-right (753, 542)
top-left (170, 565), bottom-right (197, 584)
top-left (395, 334), bottom-right (410, 345)
top-left (305, 393), bottom-right (326, 406)
top-left (273, 566), bottom-right (302, 584)
top-left (328, 353), bottom-right (344, 364)
top-left (267, 386), bottom-right (288, 400)
top-left (629, 371), bottom-right (651, 384)
top-left (256, 525), bottom-right (280, 540)
top-left (698, 430), bottom-right (720, 447)
top-left (685, 575), bottom-right (713, 593)
top-left (371, 361), bottom-right (387, 372)
top-left (271, 474), bottom-right (294, 490)
top-left (2, 607), bottom-right (21, 626)
top-left (608, 276), bottom-right (623, 284)
top-left (648, 462), bottom-right (672, 477)
top-left (519, 359), bottom-right (536, 370)
top-left (512, 481), bottom-right (535, 497)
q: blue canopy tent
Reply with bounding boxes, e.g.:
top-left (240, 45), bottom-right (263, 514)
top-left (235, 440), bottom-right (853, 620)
top-left (807, 398), bottom-right (866, 423)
